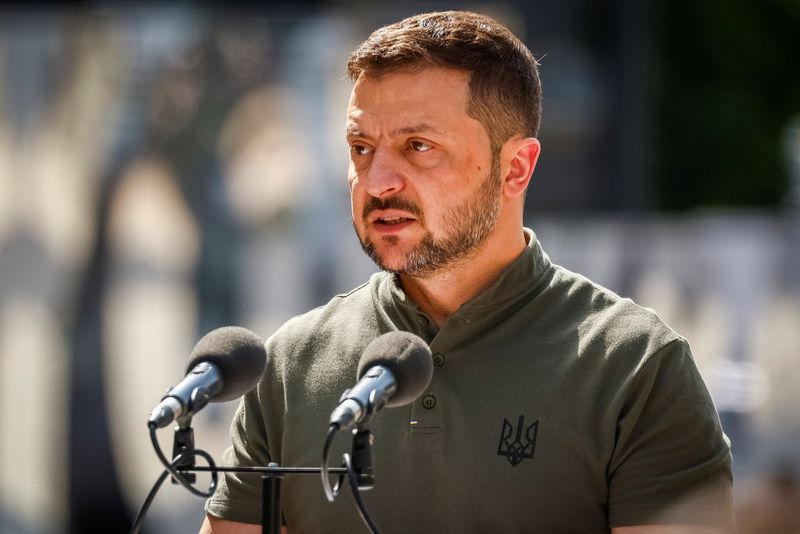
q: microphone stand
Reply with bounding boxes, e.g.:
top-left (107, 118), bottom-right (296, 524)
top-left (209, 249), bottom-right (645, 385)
top-left (184, 464), bottom-right (348, 534)
top-left (167, 418), bottom-right (298, 534)
top-left (183, 427), bottom-right (378, 534)
top-left (134, 419), bottom-right (366, 534)
top-left (261, 463), bottom-right (281, 534)
top-left (171, 417), bottom-right (350, 534)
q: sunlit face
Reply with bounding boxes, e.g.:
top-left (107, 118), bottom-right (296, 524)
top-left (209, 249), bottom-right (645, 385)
top-left (346, 67), bottom-right (501, 277)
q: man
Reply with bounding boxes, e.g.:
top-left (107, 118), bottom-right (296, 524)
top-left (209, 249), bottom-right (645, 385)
top-left (202, 11), bottom-right (733, 533)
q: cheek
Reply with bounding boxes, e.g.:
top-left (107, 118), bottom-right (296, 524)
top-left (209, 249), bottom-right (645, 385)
top-left (348, 184), bottom-right (365, 221)
top-left (347, 170), bottom-right (357, 193)
top-left (348, 172), bottom-right (361, 202)
top-left (462, 151), bottom-right (486, 177)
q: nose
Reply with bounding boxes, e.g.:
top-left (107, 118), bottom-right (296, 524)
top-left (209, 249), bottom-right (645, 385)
top-left (362, 147), bottom-right (405, 199)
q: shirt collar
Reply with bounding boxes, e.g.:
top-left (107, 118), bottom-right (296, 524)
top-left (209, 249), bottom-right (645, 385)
top-left (453, 227), bottom-right (551, 315)
top-left (375, 228), bottom-right (552, 338)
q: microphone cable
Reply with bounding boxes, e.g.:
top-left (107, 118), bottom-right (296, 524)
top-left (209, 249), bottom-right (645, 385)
top-left (343, 452), bottom-right (380, 534)
top-left (147, 421), bottom-right (218, 498)
top-left (321, 424), bottom-right (343, 502)
top-left (321, 423), bottom-right (381, 534)
top-left (129, 422), bottom-right (218, 534)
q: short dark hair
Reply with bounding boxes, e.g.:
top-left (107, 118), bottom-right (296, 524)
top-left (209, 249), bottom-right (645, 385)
top-left (346, 11), bottom-right (542, 151)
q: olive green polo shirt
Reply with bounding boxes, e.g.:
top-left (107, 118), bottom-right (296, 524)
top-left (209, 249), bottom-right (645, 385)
top-left (206, 229), bottom-right (733, 532)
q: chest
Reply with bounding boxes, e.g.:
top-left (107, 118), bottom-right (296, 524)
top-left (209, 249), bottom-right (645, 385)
top-left (274, 345), bottom-right (621, 533)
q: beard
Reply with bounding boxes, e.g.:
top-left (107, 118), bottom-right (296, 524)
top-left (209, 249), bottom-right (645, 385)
top-left (355, 152), bottom-right (501, 278)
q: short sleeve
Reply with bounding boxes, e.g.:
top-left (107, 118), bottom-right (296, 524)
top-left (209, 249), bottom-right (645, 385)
top-left (608, 338), bottom-right (734, 528)
top-left (204, 383), bottom-right (271, 525)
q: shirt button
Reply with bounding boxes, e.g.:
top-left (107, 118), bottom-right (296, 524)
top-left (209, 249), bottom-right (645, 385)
top-left (432, 353), bottom-right (445, 367)
top-left (421, 394), bottom-right (437, 409)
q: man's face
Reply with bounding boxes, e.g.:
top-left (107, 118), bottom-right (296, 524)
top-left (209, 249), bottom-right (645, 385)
top-left (346, 67), bottom-right (501, 277)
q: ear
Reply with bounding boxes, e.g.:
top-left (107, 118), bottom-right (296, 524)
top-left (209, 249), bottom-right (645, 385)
top-left (501, 137), bottom-right (540, 199)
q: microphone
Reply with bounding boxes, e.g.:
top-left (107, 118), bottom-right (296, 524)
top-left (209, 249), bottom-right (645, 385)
top-left (329, 331), bottom-right (433, 431)
top-left (148, 326), bottom-right (266, 428)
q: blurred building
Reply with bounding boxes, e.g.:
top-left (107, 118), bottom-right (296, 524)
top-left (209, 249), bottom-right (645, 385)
top-left (0, 2), bottom-right (798, 533)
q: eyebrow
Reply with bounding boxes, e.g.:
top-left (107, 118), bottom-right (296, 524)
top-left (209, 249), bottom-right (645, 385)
top-left (345, 122), bottom-right (442, 139)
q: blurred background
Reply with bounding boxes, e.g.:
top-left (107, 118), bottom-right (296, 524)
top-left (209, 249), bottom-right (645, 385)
top-left (0, 1), bottom-right (798, 532)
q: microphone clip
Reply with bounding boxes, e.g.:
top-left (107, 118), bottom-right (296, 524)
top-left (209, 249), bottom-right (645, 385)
top-left (349, 426), bottom-right (375, 491)
top-left (171, 414), bottom-right (196, 485)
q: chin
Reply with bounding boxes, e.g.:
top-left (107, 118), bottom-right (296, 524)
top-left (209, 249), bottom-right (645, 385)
top-left (368, 242), bottom-right (417, 272)
top-left (358, 229), bottom-right (421, 272)
top-left (373, 250), bottom-right (408, 271)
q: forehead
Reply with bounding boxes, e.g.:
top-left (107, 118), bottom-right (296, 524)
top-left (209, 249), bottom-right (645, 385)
top-left (346, 67), bottom-right (474, 133)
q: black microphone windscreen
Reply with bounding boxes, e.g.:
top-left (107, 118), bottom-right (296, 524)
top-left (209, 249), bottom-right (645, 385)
top-left (187, 326), bottom-right (267, 402)
top-left (357, 331), bottom-right (433, 408)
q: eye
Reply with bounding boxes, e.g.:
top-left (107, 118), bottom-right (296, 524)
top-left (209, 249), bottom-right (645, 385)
top-left (350, 143), bottom-right (373, 156)
top-left (409, 140), bottom-right (432, 152)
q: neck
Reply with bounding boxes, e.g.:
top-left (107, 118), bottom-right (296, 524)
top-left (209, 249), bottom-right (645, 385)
top-left (398, 227), bottom-right (527, 327)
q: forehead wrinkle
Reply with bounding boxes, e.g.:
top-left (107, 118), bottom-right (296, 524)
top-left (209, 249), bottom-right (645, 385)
top-left (346, 120), bottom-right (445, 141)
top-left (392, 123), bottom-right (441, 135)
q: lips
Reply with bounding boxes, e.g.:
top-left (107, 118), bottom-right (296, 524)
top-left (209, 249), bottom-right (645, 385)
top-left (367, 209), bottom-right (417, 233)
top-left (362, 195), bottom-right (423, 237)
top-left (367, 208), bottom-right (417, 225)
top-left (376, 216), bottom-right (414, 225)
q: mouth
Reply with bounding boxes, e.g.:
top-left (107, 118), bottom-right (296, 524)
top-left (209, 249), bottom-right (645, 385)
top-left (368, 211), bottom-right (417, 233)
top-left (375, 216), bottom-right (414, 225)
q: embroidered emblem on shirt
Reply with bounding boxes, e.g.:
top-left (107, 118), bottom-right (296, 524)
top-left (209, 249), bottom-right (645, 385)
top-left (497, 415), bottom-right (539, 467)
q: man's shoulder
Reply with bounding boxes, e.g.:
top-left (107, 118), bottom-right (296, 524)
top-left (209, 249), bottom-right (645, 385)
top-left (266, 272), bottom-right (386, 353)
top-left (547, 262), bottom-right (683, 358)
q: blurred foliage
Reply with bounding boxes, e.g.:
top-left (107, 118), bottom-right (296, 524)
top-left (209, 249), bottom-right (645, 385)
top-left (651, 0), bottom-right (800, 210)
